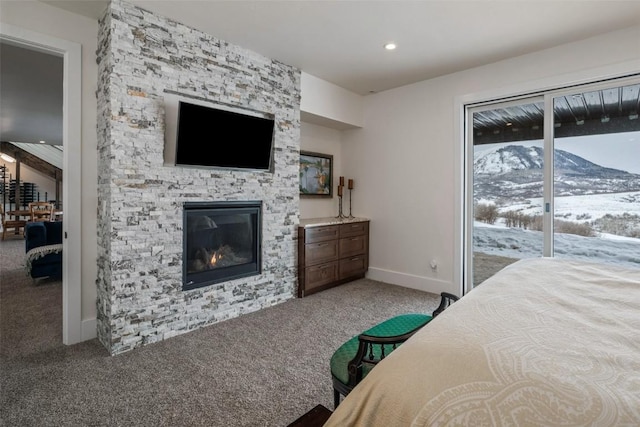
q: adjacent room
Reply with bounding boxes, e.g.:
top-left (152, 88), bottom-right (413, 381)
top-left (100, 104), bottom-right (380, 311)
top-left (1, 1), bottom-right (639, 426)
top-left (0, 40), bottom-right (65, 351)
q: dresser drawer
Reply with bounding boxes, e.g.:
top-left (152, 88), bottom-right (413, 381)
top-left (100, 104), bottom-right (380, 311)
top-left (306, 262), bottom-right (339, 290)
top-left (340, 222), bottom-right (368, 238)
top-left (339, 234), bottom-right (367, 258)
top-left (305, 225), bottom-right (339, 243)
top-left (298, 219), bottom-right (369, 297)
top-left (305, 240), bottom-right (339, 265)
top-left (340, 255), bottom-right (368, 279)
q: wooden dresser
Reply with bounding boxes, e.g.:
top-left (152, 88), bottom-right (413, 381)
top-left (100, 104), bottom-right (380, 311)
top-left (298, 217), bottom-right (370, 297)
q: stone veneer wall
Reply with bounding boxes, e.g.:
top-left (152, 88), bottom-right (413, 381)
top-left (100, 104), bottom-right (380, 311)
top-left (96, 0), bottom-right (301, 355)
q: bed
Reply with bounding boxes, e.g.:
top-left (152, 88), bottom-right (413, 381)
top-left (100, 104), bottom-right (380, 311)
top-left (324, 257), bottom-right (640, 426)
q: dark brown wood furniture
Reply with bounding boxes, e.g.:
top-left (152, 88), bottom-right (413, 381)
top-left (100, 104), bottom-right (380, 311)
top-left (298, 217), bottom-right (369, 297)
top-left (286, 404), bottom-right (333, 427)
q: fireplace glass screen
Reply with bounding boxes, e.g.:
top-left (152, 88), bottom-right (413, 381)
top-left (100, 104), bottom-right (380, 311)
top-left (183, 201), bottom-right (261, 290)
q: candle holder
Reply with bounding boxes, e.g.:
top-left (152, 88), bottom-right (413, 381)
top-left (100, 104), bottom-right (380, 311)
top-left (348, 188), bottom-right (354, 218)
top-left (335, 184), bottom-right (347, 218)
top-left (335, 195), bottom-right (346, 219)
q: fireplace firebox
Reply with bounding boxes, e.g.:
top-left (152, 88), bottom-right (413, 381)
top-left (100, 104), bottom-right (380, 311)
top-left (183, 201), bottom-right (262, 291)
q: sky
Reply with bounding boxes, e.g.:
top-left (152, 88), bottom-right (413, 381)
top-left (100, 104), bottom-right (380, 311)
top-left (557, 132), bottom-right (640, 174)
top-left (474, 131), bottom-right (640, 174)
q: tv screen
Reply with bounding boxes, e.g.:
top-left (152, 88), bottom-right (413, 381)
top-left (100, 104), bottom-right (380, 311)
top-left (174, 101), bottom-right (275, 170)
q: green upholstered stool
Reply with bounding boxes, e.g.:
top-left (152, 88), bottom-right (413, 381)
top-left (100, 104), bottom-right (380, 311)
top-left (330, 292), bottom-right (459, 408)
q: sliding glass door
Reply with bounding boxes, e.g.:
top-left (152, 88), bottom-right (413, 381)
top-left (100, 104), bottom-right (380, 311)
top-left (552, 83), bottom-right (640, 266)
top-left (466, 78), bottom-right (640, 291)
top-left (468, 98), bottom-right (545, 287)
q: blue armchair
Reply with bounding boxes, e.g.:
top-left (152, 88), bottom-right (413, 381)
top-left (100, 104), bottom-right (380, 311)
top-left (25, 221), bottom-right (63, 279)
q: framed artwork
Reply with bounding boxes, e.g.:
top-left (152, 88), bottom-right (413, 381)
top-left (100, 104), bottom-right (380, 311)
top-left (300, 151), bottom-right (333, 197)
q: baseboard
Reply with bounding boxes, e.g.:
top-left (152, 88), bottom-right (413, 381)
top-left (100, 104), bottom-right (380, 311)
top-left (81, 318), bottom-right (97, 341)
top-left (367, 267), bottom-right (456, 295)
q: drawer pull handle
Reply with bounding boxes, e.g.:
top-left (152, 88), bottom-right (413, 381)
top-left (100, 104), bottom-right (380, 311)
top-left (351, 238), bottom-right (359, 241)
top-left (350, 257), bottom-right (361, 261)
top-left (351, 225), bottom-right (360, 228)
top-left (317, 243), bottom-right (329, 247)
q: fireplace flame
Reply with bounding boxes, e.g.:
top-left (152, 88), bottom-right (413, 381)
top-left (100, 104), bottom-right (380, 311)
top-left (210, 252), bottom-right (222, 266)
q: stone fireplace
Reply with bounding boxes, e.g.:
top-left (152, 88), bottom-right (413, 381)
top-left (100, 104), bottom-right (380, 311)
top-left (184, 201), bottom-right (262, 291)
top-left (96, 0), bottom-right (300, 355)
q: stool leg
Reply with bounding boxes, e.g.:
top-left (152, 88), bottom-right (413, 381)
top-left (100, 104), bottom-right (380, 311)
top-left (334, 389), bottom-right (340, 409)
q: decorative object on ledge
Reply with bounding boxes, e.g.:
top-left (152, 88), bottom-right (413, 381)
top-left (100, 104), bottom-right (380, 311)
top-left (348, 179), bottom-right (354, 218)
top-left (335, 177), bottom-right (346, 218)
top-left (300, 151), bottom-right (333, 198)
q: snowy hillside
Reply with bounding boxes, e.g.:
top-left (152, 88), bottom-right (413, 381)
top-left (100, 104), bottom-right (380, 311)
top-left (473, 143), bottom-right (639, 271)
top-left (474, 222), bottom-right (640, 269)
top-left (501, 191), bottom-right (640, 222)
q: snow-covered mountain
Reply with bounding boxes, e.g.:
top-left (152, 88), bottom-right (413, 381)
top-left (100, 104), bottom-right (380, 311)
top-left (474, 145), bottom-right (640, 200)
top-left (474, 145), bottom-right (630, 176)
top-left (474, 145), bottom-right (544, 175)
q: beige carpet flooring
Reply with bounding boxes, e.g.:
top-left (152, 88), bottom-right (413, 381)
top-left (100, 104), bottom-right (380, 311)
top-left (1, 237), bottom-right (440, 426)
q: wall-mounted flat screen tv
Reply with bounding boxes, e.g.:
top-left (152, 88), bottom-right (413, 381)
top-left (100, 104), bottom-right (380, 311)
top-left (164, 95), bottom-right (275, 171)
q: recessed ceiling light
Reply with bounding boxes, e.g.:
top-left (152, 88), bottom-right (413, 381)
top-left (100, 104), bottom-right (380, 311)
top-left (384, 42), bottom-right (397, 51)
top-left (0, 153), bottom-right (16, 163)
top-left (39, 140), bottom-right (46, 144)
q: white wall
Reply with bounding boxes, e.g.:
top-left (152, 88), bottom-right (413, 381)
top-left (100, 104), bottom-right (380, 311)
top-left (342, 25), bottom-right (640, 296)
top-left (300, 122), bottom-right (344, 219)
top-left (0, 1), bottom-right (99, 322)
top-left (299, 72), bottom-right (364, 221)
top-left (1, 160), bottom-right (58, 205)
top-left (300, 71), bottom-right (364, 129)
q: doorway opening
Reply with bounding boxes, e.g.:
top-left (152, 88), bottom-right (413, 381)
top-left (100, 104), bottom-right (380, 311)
top-left (0, 24), bottom-right (83, 345)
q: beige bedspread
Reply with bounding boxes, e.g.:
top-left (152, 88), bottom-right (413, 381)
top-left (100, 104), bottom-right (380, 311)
top-left (325, 257), bottom-right (640, 426)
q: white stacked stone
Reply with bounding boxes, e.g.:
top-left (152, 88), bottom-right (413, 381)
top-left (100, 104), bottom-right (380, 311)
top-left (97, 0), bottom-right (301, 354)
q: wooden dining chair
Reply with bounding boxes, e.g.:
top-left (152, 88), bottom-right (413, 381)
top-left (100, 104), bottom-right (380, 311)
top-left (1, 205), bottom-right (27, 240)
top-left (28, 202), bottom-right (55, 222)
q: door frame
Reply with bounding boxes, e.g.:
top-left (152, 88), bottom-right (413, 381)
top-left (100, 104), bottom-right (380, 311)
top-left (0, 24), bottom-right (83, 344)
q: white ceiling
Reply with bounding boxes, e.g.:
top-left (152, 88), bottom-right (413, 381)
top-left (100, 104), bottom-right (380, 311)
top-left (2, 1), bottom-right (640, 148)
top-left (0, 41), bottom-right (63, 145)
top-left (44, 0), bottom-right (640, 95)
top-left (7, 141), bottom-right (64, 170)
